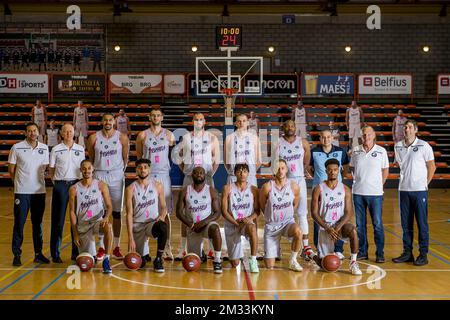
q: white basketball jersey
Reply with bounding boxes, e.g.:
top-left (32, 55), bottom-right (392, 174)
top-left (143, 128), bottom-right (171, 174)
top-left (94, 130), bottom-right (124, 171)
top-left (229, 132), bottom-right (256, 175)
top-left (131, 179), bottom-right (159, 223)
top-left (46, 128), bottom-right (59, 147)
top-left (33, 106), bottom-right (45, 122)
top-left (116, 115), bottom-right (128, 134)
top-left (248, 119), bottom-right (258, 131)
top-left (74, 107), bottom-right (87, 125)
top-left (395, 116), bottom-right (407, 133)
top-left (278, 136), bottom-right (305, 178)
top-left (318, 182), bottom-right (346, 228)
top-left (185, 184), bottom-right (212, 223)
top-left (229, 183), bottom-right (253, 220)
top-left (294, 108), bottom-right (306, 124)
top-left (75, 179), bottom-right (104, 222)
top-left (264, 180), bottom-right (295, 225)
top-left (183, 132), bottom-right (213, 175)
top-left (348, 108), bottom-right (360, 124)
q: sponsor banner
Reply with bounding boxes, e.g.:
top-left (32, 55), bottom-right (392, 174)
top-left (188, 73), bottom-right (297, 96)
top-left (301, 74), bottom-right (354, 97)
top-left (438, 75), bottom-right (450, 95)
top-left (358, 74), bottom-right (412, 95)
top-left (164, 74), bottom-right (185, 95)
top-left (0, 73), bottom-right (48, 94)
top-left (109, 74), bottom-right (163, 94)
top-left (53, 74), bottom-right (105, 97)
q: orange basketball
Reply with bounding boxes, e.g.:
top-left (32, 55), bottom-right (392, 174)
top-left (76, 252), bottom-right (95, 272)
top-left (182, 253), bottom-right (201, 272)
top-left (321, 254), bottom-right (341, 272)
top-left (124, 252), bottom-right (142, 270)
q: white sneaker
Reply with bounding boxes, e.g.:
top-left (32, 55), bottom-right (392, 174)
top-left (249, 259), bottom-right (259, 273)
top-left (335, 252), bottom-right (345, 260)
top-left (350, 261), bottom-right (362, 275)
top-left (162, 244), bottom-right (174, 261)
top-left (289, 259), bottom-right (303, 272)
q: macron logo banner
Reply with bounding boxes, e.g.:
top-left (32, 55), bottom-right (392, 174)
top-left (358, 74), bottom-right (412, 95)
top-left (438, 75), bottom-right (450, 95)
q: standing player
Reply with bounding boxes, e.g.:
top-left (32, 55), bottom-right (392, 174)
top-left (329, 121), bottom-right (340, 147)
top-left (136, 108), bottom-right (176, 260)
top-left (115, 109), bottom-right (131, 136)
top-left (8, 123), bottom-right (50, 266)
top-left (392, 109), bottom-right (407, 143)
top-left (175, 112), bottom-right (220, 260)
top-left (346, 100), bottom-right (364, 150)
top-left (125, 158), bottom-right (168, 272)
top-left (69, 159), bottom-right (113, 274)
top-left (32, 99), bottom-right (47, 143)
top-left (73, 100), bottom-right (89, 147)
top-left (260, 159), bottom-right (303, 271)
top-left (248, 111), bottom-right (260, 135)
top-left (291, 101), bottom-right (308, 139)
top-left (49, 123), bottom-right (86, 262)
top-left (45, 119), bottom-right (60, 152)
top-left (221, 163), bottom-right (260, 272)
top-left (309, 158), bottom-right (362, 275)
top-left (87, 113), bottom-right (129, 261)
top-left (176, 166), bottom-right (223, 273)
top-left (350, 126), bottom-right (389, 263)
top-left (393, 120), bottom-right (435, 266)
top-left (224, 113), bottom-right (261, 187)
top-left (275, 120), bottom-right (313, 259)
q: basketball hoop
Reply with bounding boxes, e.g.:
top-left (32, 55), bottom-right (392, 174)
top-left (220, 88), bottom-right (237, 119)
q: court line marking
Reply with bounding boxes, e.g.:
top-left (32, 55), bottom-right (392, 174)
top-left (241, 259), bottom-right (256, 300)
top-left (384, 228), bottom-right (450, 265)
top-left (0, 237), bottom-right (71, 284)
top-left (31, 270), bottom-right (66, 300)
top-left (110, 261), bottom-right (386, 293)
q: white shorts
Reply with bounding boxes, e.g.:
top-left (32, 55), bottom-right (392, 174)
top-left (183, 174), bottom-right (215, 188)
top-left (226, 174), bottom-right (257, 187)
top-left (186, 221), bottom-right (220, 256)
top-left (295, 123), bottom-right (307, 139)
top-left (224, 220), bottom-right (253, 260)
top-left (94, 170), bottom-right (125, 212)
top-left (264, 220), bottom-right (296, 259)
top-left (77, 219), bottom-right (102, 254)
top-left (317, 227), bottom-right (348, 258)
top-left (151, 173), bottom-right (173, 214)
top-left (74, 124), bottom-right (88, 138)
top-left (36, 120), bottom-right (46, 136)
top-left (133, 221), bottom-right (157, 256)
top-left (349, 123), bottom-right (361, 139)
top-left (289, 176), bottom-right (307, 218)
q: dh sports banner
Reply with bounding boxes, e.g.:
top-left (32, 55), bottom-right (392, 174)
top-left (358, 74), bottom-right (412, 95)
top-left (437, 75), bottom-right (450, 95)
top-left (53, 74), bottom-right (105, 97)
top-left (301, 74), bottom-right (354, 97)
top-left (0, 73), bottom-right (48, 94)
top-left (109, 74), bottom-right (163, 94)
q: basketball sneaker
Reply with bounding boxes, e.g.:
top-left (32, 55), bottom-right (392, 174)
top-left (301, 246), bottom-right (314, 261)
top-left (335, 252), bottom-right (345, 260)
top-left (112, 247), bottom-right (124, 260)
top-left (213, 261), bottom-right (223, 274)
top-left (349, 261), bottom-right (362, 275)
top-left (249, 259), bottom-right (259, 273)
top-left (96, 247), bottom-right (105, 262)
top-left (289, 259), bottom-right (303, 272)
top-left (207, 249), bottom-right (214, 260)
top-left (174, 250), bottom-right (186, 262)
top-left (162, 243), bottom-right (173, 261)
top-left (102, 256), bottom-right (112, 274)
top-left (153, 256), bottom-right (165, 273)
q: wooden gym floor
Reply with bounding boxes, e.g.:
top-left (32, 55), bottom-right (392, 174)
top-left (0, 188), bottom-right (448, 301)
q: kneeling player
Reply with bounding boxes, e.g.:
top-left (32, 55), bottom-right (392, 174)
top-left (222, 163), bottom-right (260, 273)
top-left (69, 159), bottom-right (113, 274)
top-left (260, 159), bottom-right (304, 271)
top-left (309, 158), bottom-right (362, 275)
top-left (176, 166), bottom-right (223, 273)
top-left (125, 159), bottom-right (168, 272)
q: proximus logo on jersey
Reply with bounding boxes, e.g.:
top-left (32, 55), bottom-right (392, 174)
top-left (80, 198), bottom-right (99, 211)
top-left (190, 204), bottom-right (208, 213)
top-left (232, 203), bottom-right (251, 211)
top-left (283, 153), bottom-right (301, 162)
top-left (136, 198), bottom-right (156, 211)
top-left (149, 145), bottom-right (166, 154)
top-left (325, 201), bottom-right (343, 211)
top-left (100, 149), bottom-right (118, 158)
top-left (273, 202), bottom-right (290, 210)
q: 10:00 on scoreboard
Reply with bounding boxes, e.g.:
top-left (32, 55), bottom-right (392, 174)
top-left (216, 26), bottom-right (242, 49)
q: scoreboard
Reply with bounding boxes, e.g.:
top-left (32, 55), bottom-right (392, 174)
top-left (216, 25), bottom-right (242, 49)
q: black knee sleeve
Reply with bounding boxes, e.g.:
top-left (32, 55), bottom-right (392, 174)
top-left (152, 221), bottom-right (168, 251)
top-left (112, 211), bottom-right (121, 219)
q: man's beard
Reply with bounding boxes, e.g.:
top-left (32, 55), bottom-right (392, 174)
top-left (193, 177), bottom-right (205, 185)
top-left (138, 174), bottom-right (149, 180)
top-left (285, 130), bottom-right (295, 137)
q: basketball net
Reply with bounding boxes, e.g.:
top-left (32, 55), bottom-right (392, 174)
top-left (222, 88), bottom-right (236, 124)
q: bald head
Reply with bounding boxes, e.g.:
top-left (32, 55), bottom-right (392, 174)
top-left (61, 123), bottom-right (74, 142)
top-left (361, 125), bottom-right (376, 146)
